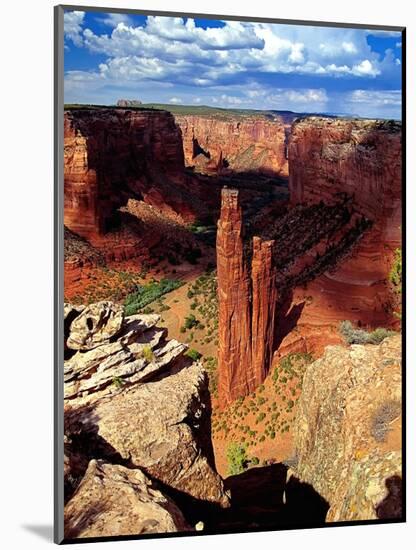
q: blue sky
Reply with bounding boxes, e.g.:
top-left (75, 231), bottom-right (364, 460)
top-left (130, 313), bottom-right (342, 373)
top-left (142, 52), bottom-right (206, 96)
top-left (64, 10), bottom-right (403, 119)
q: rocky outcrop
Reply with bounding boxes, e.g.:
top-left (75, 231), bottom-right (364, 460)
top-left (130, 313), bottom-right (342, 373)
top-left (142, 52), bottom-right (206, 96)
top-left (292, 335), bottom-right (402, 522)
top-left (216, 189), bottom-right (277, 403)
top-left (66, 301), bottom-right (124, 351)
top-left (117, 99), bottom-right (142, 107)
top-left (176, 115), bottom-right (287, 176)
top-left (64, 301), bottom-right (229, 531)
top-left (64, 108), bottom-right (198, 239)
top-left (64, 460), bottom-right (190, 538)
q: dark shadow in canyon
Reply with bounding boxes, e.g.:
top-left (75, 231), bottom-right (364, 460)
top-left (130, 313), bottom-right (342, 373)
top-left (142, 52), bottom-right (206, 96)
top-left (375, 475), bottom-right (402, 520)
top-left (192, 137), bottom-right (210, 160)
top-left (273, 291), bottom-right (306, 352)
top-left (140, 463), bottom-right (329, 534)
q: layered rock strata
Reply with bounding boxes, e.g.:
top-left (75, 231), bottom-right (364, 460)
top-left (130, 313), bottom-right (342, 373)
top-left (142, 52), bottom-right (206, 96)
top-left (216, 189), bottom-right (277, 403)
top-left (176, 115), bottom-right (288, 176)
top-left (292, 335), bottom-right (402, 522)
top-left (64, 301), bottom-right (230, 535)
top-left (286, 117), bottom-right (402, 332)
top-left (216, 188), bottom-right (252, 402)
top-left (64, 108), bottom-right (197, 240)
top-left (251, 237), bottom-right (278, 387)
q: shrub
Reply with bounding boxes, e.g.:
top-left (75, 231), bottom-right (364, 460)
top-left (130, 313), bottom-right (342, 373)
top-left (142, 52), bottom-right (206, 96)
top-left (226, 443), bottom-right (248, 476)
top-left (250, 456), bottom-right (260, 466)
top-left (339, 320), bottom-right (397, 345)
top-left (112, 376), bottom-right (125, 389)
top-left (371, 400), bottom-right (401, 442)
top-left (184, 314), bottom-right (199, 330)
top-left (389, 248), bottom-right (402, 294)
top-left (185, 348), bottom-right (202, 361)
top-left (142, 345), bottom-right (154, 362)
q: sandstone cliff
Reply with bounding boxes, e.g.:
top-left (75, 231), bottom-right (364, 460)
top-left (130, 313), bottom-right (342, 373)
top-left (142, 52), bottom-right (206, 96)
top-left (64, 107), bottom-right (199, 239)
top-left (284, 117), bottom-right (402, 334)
top-left (216, 188), bottom-right (252, 402)
top-left (176, 115), bottom-right (287, 176)
top-left (216, 189), bottom-right (277, 403)
top-left (292, 335), bottom-right (402, 522)
top-left (64, 301), bottom-right (229, 537)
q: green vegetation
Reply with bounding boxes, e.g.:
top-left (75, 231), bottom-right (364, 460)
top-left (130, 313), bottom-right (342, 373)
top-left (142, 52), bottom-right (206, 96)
top-left (124, 278), bottom-right (183, 316)
top-left (182, 313), bottom-right (200, 330)
top-left (389, 247), bottom-right (402, 319)
top-left (226, 443), bottom-right (248, 476)
top-left (204, 356), bottom-right (218, 396)
top-left (142, 345), bottom-right (154, 362)
top-left (339, 320), bottom-right (397, 345)
top-left (371, 400), bottom-right (401, 442)
top-left (112, 376), bottom-right (125, 389)
top-left (227, 442), bottom-right (260, 476)
top-left (185, 271), bottom-right (218, 344)
top-left (185, 348), bottom-right (202, 361)
top-left (389, 248), bottom-right (402, 293)
top-left (67, 267), bottom-right (145, 305)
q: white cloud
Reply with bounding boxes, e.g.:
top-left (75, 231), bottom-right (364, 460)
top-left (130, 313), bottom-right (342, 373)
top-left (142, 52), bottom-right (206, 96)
top-left (267, 88), bottom-right (328, 109)
top-left (76, 17), bottom-right (395, 85)
top-left (347, 89), bottom-right (401, 106)
top-left (169, 96), bottom-right (182, 104)
top-left (343, 89), bottom-right (401, 119)
top-left (100, 13), bottom-right (133, 28)
top-left (352, 59), bottom-right (380, 76)
top-left (64, 10), bottom-right (85, 47)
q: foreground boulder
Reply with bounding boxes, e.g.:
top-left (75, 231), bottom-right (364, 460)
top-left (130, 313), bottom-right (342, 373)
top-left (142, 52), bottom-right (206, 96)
top-left (66, 301), bottom-right (124, 351)
top-left (64, 301), bottom-right (229, 532)
top-left (292, 335), bottom-right (402, 521)
top-left (64, 460), bottom-right (190, 538)
top-left (65, 361), bottom-right (230, 508)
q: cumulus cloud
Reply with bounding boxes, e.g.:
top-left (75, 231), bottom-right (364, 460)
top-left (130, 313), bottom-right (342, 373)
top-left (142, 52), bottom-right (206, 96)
top-left (169, 97), bottom-right (182, 104)
top-left (64, 10), bottom-right (85, 47)
top-left (73, 15), bottom-right (395, 85)
top-left (100, 13), bottom-right (133, 28)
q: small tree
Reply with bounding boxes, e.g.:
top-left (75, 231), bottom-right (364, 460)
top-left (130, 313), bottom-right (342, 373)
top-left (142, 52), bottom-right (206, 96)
top-left (226, 443), bottom-right (248, 476)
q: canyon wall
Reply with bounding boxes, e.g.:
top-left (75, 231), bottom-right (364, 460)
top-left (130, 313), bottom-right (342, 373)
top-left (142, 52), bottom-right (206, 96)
top-left (176, 115), bottom-right (288, 176)
top-left (217, 189), bottom-right (277, 404)
top-left (289, 117), bottom-right (401, 246)
top-left (64, 108), bottom-right (197, 240)
top-left (285, 117), bottom-right (402, 334)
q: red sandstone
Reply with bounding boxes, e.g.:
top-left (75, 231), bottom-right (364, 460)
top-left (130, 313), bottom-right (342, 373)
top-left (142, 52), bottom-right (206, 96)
top-left (176, 115), bottom-right (288, 176)
top-left (217, 189), bottom-right (278, 404)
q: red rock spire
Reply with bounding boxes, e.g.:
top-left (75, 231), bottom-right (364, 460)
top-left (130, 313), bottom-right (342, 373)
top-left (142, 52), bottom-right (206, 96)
top-left (217, 188), bottom-right (277, 405)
